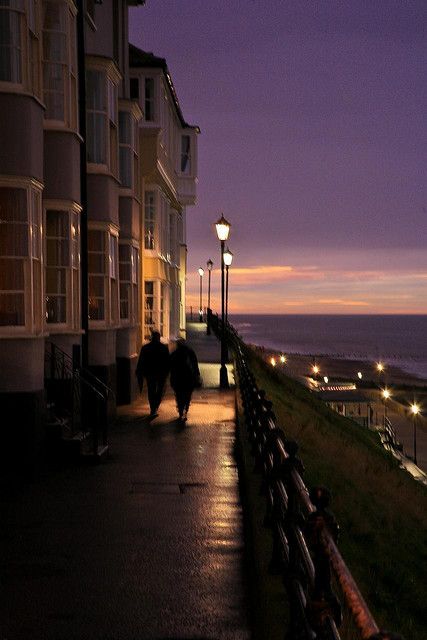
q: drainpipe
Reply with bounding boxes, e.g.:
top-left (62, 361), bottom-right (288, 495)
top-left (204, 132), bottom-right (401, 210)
top-left (76, 0), bottom-right (89, 368)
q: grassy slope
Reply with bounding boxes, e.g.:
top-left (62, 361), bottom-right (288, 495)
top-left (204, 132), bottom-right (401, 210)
top-left (246, 349), bottom-right (427, 640)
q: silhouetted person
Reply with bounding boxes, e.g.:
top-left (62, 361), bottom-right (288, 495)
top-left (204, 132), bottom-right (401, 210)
top-left (170, 339), bottom-right (200, 420)
top-left (136, 331), bottom-right (169, 417)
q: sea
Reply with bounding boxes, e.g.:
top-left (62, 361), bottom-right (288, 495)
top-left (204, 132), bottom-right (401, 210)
top-left (230, 314), bottom-right (427, 380)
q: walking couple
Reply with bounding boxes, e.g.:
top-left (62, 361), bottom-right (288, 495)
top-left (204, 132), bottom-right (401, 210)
top-left (135, 331), bottom-right (201, 421)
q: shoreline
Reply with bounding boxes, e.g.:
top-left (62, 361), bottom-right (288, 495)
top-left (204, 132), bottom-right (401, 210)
top-left (250, 344), bottom-right (427, 388)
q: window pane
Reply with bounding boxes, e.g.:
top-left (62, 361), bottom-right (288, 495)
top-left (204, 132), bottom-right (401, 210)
top-left (0, 292), bottom-right (25, 326)
top-left (0, 223), bottom-right (28, 256)
top-left (46, 295), bottom-right (66, 323)
top-left (87, 112), bottom-right (107, 163)
top-left (88, 252), bottom-right (105, 274)
top-left (119, 111), bottom-right (131, 143)
top-left (0, 187), bottom-right (26, 221)
top-left (130, 77), bottom-right (139, 100)
top-left (46, 210), bottom-right (68, 237)
top-left (89, 274), bottom-right (104, 297)
top-left (46, 267), bottom-right (66, 294)
top-left (88, 229), bottom-right (104, 251)
top-left (144, 280), bottom-right (154, 295)
top-left (181, 135), bottom-right (191, 174)
top-left (86, 69), bottom-right (106, 110)
top-left (0, 257), bottom-right (24, 290)
top-left (119, 147), bottom-right (131, 188)
top-left (47, 238), bottom-right (69, 267)
top-left (0, 9), bottom-right (22, 83)
top-left (145, 78), bottom-right (154, 120)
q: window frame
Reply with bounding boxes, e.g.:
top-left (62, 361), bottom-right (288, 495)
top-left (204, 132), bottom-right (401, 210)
top-left (87, 223), bottom-right (120, 328)
top-left (86, 57), bottom-right (121, 176)
top-left (44, 201), bottom-right (81, 332)
top-left (0, 176), bottom-right (44, 336)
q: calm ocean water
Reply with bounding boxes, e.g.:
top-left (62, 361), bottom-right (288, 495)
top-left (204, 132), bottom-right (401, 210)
top-left (230, 314), bottom-right (427, 379)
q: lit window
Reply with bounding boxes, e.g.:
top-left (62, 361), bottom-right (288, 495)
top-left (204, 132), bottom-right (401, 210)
top-left (45, 208), bottom-right (80, 328)
top-left (119, 243), bottom-right (139, 324)
top-left (145, 77), bottom-right (154, 121)
top-left (88, 227), bottom-right (119, 325)
top-left (144, 191), bottom-right (155, 250)
top-left (0, 1), bottom-right (24, 84)
top-left (181, 135), bottom-right (191, 174)
top-left (144, 280), bottom-right (156, 339)
top-left (0, 183), bottom-right (43, 332)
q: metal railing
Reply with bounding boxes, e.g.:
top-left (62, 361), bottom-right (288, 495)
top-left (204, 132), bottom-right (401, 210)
top-left (222, 321), bottom-right (403, 640)
top-left (44, 342), bottom-right (112, 456)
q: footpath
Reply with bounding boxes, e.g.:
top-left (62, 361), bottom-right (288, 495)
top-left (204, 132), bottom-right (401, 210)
top-left (0, 324), bottom-right (251, 640)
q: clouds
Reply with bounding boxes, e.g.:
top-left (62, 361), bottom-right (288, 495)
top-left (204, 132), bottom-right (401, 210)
top-left (186, 260), bottom-right (427, 314)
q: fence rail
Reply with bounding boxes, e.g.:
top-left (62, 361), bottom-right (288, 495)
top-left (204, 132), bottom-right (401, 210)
top-left (216, 317), bottom-right (403, 640)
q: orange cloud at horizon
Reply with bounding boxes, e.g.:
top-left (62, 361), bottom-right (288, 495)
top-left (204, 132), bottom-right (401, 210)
top-left (185, 263), bottom-right (427, 315)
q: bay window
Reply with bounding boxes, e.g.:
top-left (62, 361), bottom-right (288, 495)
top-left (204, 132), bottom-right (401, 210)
top-left (144, 190), bottom-right (155, 250)
top-left (42, 1), bottom-right (78, 128)
top-left (119, 243), bottom-right (139, 325)
top-left (143, 280), bottom-right (168, 340)
top-left (45, 207), bottom-right (80, 330)
top-left (0, 0), bottom-right (24, 84)
top-left (118, 110), bottom-right (132, 188)
top-left (86, 65), bottom-right (119, 173)
top-left (88, 226), bottom-right (119, 326)
top-left (0, 181), bottom-right (43, 333)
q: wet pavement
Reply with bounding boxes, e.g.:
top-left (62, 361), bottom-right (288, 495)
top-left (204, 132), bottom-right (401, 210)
top-left (0, 325), bottom-right (251, 640)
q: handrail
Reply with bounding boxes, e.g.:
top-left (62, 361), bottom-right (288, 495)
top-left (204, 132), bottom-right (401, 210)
top-left (219, 318), bottom-right (404, 640)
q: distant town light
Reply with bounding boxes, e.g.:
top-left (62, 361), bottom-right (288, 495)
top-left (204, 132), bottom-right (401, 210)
top-left (376, 362), bottom-right (384, 373)
top-left (382, 388), bottom-right (391, 400)
top-left (323, 376), bottom-right (329, 384)
top-left (312, 365), bottom-right (319, 375)
top-left (357, 371), bottom-right (362, 379)
top-left (410, 403), bottom-right (420, 416)
top-left (270, 357), bottom-right (276, 367)
top-left (280, 355), bottom-right (287, 364)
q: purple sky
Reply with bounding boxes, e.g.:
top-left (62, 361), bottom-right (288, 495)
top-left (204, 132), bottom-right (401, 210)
top-left (129, 1), bottom-right (427, 314)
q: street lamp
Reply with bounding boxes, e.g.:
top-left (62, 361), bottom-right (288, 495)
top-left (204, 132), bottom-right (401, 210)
top-left (280, 355), bottom-right (287, 364)
top-left (312, 364), bottom-right (320, 379)
top-left (215, 214), bottom-right (231, 388)
top-left (198, 267), bottom-right (204, 322)
top-left (206, 259), bottom-right (213, 335)
top-left (223, 247), bottom-right (233, 324)
top-left (410, 403), bottom-right (420, 466)
top-left (382, 388), bottom-right (391, 428)
top-left (357, 371), bottom-right (363, 380)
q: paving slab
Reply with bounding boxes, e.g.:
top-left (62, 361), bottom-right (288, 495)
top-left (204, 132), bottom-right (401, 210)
top-left (0, 327), bottom-right (251, 640)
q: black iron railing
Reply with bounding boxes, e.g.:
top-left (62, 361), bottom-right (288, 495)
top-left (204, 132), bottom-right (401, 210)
top-left (44, 342), bottom-right (112, 456)
top-left (221, 321), bottom-right (403, 640)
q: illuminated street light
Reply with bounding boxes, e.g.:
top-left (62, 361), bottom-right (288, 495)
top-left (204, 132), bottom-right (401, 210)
top-left (382, 387), bottom-right (391, 428)
top-left (323, 376), bottom-right (329, 384)
top-left (206, 259), bottom-right (213, 335)
top-left (280, 355), bottom-right (287, 364)
top-left (410, 403), bottom-right (420, 466)
top-left (215, 214), bottom-right (231, 388)
top-left (198, 267), bottom-right (204, 323)
top-left (357, 371), bottom-right (362, 380)
top-left (223, 247), bottom-right (233, 324)
top-left (270, 357), bottom-right (276, 367)
top-left (312, 364), bottom-right (320, 379)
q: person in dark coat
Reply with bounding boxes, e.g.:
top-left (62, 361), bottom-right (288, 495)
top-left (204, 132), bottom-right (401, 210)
top-left (136, 331), bottom-right (170, 417)
top-left (170, 339), bottom-right (200, 421)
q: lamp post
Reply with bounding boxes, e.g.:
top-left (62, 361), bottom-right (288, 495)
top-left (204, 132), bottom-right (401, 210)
top-left (206, 259), bottom-right (213, 335)
top-left (198, 267), bottom-right (204, 323)
top-left (382, 388), bottom-right (391, 428)
top-left (223, 247), bottom-right (233, 324)
top-left (410, 403), bottom-right (420, 466)
top-left (215, 214), bottom-right (231, 389)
